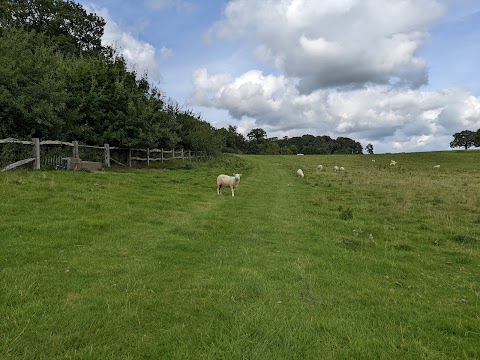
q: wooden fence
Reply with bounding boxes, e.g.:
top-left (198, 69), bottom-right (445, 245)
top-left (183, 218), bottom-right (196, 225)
top-left (0, 138), bottom-right (205, 172)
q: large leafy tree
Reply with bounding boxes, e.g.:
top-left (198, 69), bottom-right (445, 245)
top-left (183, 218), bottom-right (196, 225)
top-left (450, 130), bottom-right (476, 150)
top-left (0, 0), bottom-right (106, 55)
top-left (247, 128), bottom-right (267, 141)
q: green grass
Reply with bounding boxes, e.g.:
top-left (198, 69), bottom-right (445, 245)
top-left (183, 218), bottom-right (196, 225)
top-left (1, 151), bottom-right (479, 359)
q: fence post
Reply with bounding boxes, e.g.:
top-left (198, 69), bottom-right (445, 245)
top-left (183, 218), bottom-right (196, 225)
top-left (147, 148), bottom-right (150, 166)
top-left (73, 140), bottom-right (79, 158)
top-left (127, 149), bottom-right (132, 167)
top-left (172, 148), bottom-right (175, 161)
top-left (188, 150), bottom-right (191, 161)
top-left (32, 138), bottom-right (41, 170)
top-left (181, 148), bottom-right (184, 161)
top-left (104, 143), bottom-right (110, 167)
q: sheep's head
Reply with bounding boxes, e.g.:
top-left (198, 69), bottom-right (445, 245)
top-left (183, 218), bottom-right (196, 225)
top-left (233, 173), bottom-right (241, 181)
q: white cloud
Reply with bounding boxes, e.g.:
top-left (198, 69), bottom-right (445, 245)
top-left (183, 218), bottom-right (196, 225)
top-left (206, 0), bottom-right (444, 92)
top-left (191, 69), bottom-right (480, 152)
top-left (193, 0), bottom-right (480, 153)
top-left (85, 5), bottom-right (164, 81)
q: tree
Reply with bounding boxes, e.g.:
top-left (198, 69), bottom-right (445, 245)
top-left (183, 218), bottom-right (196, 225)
top-left (261, 140), bottom-right (281, 155)
top-left (0, 29), bottom-right (73, 139)
top-left (335, 137), bottom-right (363, 154)
top-left (221, 125), bottom-right (245, 153)
top-left (175, 111), bottom-right (223, 154)
top-left (475, 129), bottom-right (480, 148)
top-left (365, 143), bottom-right (374, 154)
top-left (247, 128), bottom-right (267, 141)
top-left (0, 0), bottom-right (106, 56)
top-left (450, 130), bottom-right (476, 150)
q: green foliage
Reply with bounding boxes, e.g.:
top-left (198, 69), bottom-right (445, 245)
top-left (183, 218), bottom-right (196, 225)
top-left (365, 143), bottom-right (374, 154)
top-left (176, 112), bottom-right (223, 155)
top-left (0, 0), bottom-right (201, 151)
top-left (450, 130), bottom-right (477, 150)
top-left (244, 132), bottom-right (363, 155)
top-left (247, 127), bottom-right (267, 141)
top-left (476, 129), bottom-right (480, 147)
top-left (218, 125), bottom-right (246, 153)
top-left (0, 0), bottom-right (106, 56)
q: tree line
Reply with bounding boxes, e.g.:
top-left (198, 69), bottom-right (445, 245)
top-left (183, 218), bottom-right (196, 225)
top-left (0, 0), bottom-right (364, 155)
top-left (244, 128), bottom-right (363, 154)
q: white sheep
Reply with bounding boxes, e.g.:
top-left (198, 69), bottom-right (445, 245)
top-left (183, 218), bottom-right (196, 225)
top-left (339, 166), bottom-right (345, 171)
top-left (217, 173), bottom-right (241, 197)
top-left (334, 166), bottom-right (339, 171)
top-left (297, 168), bottom-right (304, 178)
top-left (390, 160), bottom-right (397, 166)
top-left (433, 165), bottom-right (440, 169)
top-left (372, 159), bottom-right (376, 162)
top-left (317, 165), bottom-right (323, 171)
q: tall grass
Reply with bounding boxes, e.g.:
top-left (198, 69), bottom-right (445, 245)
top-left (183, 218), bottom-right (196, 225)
top-left (1, 151), bottom-right (479, 359)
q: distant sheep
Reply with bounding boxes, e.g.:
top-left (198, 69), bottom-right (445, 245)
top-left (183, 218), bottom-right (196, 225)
top-left (433, 165), bottom-right (440, 169)
top-left (372, 159), bottom-right (375, 162)
top-left (217, 173), bottom-right (241, 197)
top-left (334, 166), bottom-right (339, 171)
top-left (317, 165), bottom-right (323, 171)
top-left (339, 166), bottom-right (345, 171)
top-left (390, 160), bottom-right (397, 166)
top-left (297, 168), bottom-right (305, 178)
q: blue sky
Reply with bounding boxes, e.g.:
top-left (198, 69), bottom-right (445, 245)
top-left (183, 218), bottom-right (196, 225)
top-left (79, 0), bottom-right (480, 153)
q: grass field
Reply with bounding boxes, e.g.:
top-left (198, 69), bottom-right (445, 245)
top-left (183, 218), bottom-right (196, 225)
top-left (1, 151), bottom-right (479, 359)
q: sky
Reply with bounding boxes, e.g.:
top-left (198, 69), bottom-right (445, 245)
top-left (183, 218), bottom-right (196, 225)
top-left (78, 0), bottom-right (480, 153)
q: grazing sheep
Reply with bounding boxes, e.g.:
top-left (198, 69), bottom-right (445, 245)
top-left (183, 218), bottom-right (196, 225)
top-left (390, 160), bottom-right (397, 166)
top-left (217, 173), bottom-right (241, 197)
top-left (317, 165), bottom-right (323, 171)
top-left (339, 166), bottom-right (345, 171)
top-left (297, 168), bottom-right (305, 178)
top-left (433, 164), bottom-right (441, 169)
top-left (334, 166), bottom-right (339, 171)
top-left (372, 159), bottom-right (375, 162)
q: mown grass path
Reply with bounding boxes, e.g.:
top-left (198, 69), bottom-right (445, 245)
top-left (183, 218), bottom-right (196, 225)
top-left (1, 153), bottom-right (479, 359)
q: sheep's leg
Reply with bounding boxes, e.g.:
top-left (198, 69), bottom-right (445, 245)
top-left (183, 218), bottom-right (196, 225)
top-left (231, 187), bottom-right (235, 197)
top-left (217, 185), bottom-right (221, 195)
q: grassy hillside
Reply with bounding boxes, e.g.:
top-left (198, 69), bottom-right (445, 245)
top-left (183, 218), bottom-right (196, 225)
top-left (1, 151), bottom-right (479, 359)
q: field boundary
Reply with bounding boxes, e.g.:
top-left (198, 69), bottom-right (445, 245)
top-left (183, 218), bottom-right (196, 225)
top-left (0, 137), bottom-right (205, 172)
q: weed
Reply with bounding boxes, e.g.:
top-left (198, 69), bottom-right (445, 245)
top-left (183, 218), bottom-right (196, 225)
top-left (339, 207), bottom-right (354, 220)
top-left (450, 234), bottom-right (477, 244)
top-left (340, 238), bottom-right (361, 250)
